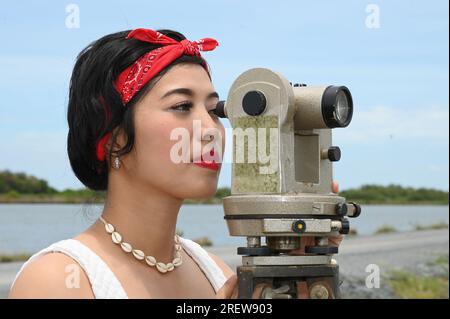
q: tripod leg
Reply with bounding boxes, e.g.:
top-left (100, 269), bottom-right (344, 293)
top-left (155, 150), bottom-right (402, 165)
top-left (237, 266), bottom-right (255, 299)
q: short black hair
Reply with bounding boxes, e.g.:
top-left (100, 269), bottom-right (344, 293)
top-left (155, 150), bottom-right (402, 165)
top-left (67, 29), bottom-right (210, 191)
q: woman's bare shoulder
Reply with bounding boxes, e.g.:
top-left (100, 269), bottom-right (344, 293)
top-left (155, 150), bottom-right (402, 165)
top-left (8, 252), bottom-right (94, 299)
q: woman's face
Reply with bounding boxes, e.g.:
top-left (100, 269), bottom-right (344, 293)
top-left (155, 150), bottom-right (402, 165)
top-left (118, 63), bottom-right (225, 200)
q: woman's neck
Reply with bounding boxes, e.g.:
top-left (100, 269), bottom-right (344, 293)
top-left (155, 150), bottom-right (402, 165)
top-left (98, 177), bottom-right (183, 263)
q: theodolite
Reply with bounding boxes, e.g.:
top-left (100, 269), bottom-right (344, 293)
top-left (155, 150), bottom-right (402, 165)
top-left (213, 67), bottom-right (362, 299)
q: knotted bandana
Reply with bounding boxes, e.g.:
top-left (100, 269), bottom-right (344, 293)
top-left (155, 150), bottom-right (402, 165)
top-left (95, 28), bottom-right (219, 163)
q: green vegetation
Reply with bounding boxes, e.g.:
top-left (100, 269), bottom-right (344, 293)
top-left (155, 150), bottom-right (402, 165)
top-left (374, 222), bottom-right (449, 235)
top-left (0, 253), bottom-right (31, 263)
top-left (414, 222), bottom-right (449, 231)
top-left (0, 170), bottom-right (57, 194)
top-left (428, 254), bottom-right (449, 268)
top-left (175, 229), bottom-right (184, 237)
top-left (386, 256), bottom-right (449, 299)
top-left (340, 184), bottom-right (449, 205)
top-left (0, 170), bottom-right (230, 204)
top-left (193, 237), bottom-right (213, 247)
top-left (1, 170), bottom-right (448, 205)
top-left (375, 225), bottom-right (398, 234)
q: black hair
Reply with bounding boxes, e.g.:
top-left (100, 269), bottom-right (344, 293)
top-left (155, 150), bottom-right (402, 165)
top-left (67, 29), bottom-right (211, 191)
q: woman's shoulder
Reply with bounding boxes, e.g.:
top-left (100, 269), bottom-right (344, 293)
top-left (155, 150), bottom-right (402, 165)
top-left (207, 251), bottom-right (235, 279)
top-left (179, 237), bottom-right (235, 279)
top-left (8, 240), bottom-right (94, 299)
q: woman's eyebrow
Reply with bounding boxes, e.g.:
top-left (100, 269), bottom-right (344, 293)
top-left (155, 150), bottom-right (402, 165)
top-left (160, 88), bottom-right (219, 100)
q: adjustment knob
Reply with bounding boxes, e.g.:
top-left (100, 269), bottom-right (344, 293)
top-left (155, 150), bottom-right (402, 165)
top-left (335, 203), bottom-right (348, 216)
top-left (340, 219), bottom-right (350, 234)
top-left (328, 146), bottom-right (341, 161)
top-left (321, 146), bottom-right (341, 161)
top-left (242, 90), bottom-right (266, 116)
top-left (292, 220), bottom-right (307, 233)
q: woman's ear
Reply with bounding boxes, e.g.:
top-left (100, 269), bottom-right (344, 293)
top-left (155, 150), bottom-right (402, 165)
top-left (103, 127), bottom-right (127, 162)
top-left (111, 127), bottom-right (127, 152)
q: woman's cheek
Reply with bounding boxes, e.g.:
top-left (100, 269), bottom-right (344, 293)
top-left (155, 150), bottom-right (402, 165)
top-left (135, 119), bottom-right (170, 165)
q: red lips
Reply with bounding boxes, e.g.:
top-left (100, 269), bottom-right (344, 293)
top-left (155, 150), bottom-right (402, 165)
top-left (193, 148), bottom-right (221, 171)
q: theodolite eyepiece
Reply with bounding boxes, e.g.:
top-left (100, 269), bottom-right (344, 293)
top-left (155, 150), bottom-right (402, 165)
top-left (213, 100), bottom-right (227, 118)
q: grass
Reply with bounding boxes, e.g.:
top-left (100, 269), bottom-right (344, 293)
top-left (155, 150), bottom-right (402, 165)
top-left (375, 225), bottom-right (398, 235)
top-left (429, 255), bottom-right (449, 267)
top-left (0, 253), bottom-right (31, 263)
top-left (387, 271), bottom-right (448, 298)
top-left (193, 237), bottom-right (213, 247)
top-left (414, 222), bottom-right (449, 231)
top-left (374, 222), bottom-right (448, 235)
top-left (386, 255), bottom-right (449, 299)
top-left (175, 229), bottom-right (212, 247)
top-left (175, 229), bottom-right (184, 237)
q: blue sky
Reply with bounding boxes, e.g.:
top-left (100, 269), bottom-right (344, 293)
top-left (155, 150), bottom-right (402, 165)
top-left (0, 0), bottom-right (448, 191)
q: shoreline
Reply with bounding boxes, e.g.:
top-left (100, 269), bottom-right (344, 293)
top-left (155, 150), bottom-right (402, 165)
top-left (0, 199), bottom-right (448, 205)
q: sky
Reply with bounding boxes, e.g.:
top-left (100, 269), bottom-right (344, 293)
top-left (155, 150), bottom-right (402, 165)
top-left (0, 0), bottom-right (448, 191)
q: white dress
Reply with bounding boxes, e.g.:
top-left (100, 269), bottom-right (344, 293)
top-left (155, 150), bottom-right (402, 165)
top-left (10, 237), bottom-right (228, 298)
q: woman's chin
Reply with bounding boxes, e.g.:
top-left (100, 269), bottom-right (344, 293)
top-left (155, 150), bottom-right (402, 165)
top-left (183, 184), bottom-right (218, 200)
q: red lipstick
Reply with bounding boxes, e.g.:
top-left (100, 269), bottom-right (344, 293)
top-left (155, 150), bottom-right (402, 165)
top-left (193, 148), bottom-right (221, 171)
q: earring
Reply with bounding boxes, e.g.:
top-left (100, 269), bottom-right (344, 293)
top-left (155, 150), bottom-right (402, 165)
top-left (113, 156), bottom-right (121, 170)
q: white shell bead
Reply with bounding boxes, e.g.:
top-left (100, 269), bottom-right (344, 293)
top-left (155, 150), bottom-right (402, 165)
top-left (173, 257), bottom-right (182, 267)
top-left (145, 256), bottom-right (156, 266)
top-left (156, 262), bottom-right (168, 273)
top-left (105, 223), bottom-right (115, 234)
top-left (101, 217), bottom-right (183, 274)
top-left (132, 249), bottom-right (145, 260)
top-left (111, 232), bottom-right (122, 244)
top-left (120, 242), bottom-right (132, 253)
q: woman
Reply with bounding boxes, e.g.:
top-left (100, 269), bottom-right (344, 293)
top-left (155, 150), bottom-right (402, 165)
top-left (8, 28), bottom-right (341, 299)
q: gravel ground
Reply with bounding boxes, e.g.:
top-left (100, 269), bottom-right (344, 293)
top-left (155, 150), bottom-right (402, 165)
top-left (208, 229), bottom-right (449, 299)
top-left (1, 229), bottom-right (448, 299)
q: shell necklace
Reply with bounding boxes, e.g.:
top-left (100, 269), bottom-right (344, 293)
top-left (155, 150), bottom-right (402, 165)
top-left (99, 216), bottom-right (182, 274)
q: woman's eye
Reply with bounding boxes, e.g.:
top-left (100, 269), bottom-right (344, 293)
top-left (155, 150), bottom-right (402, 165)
top-left (171, 102), bottom-right (193, 112)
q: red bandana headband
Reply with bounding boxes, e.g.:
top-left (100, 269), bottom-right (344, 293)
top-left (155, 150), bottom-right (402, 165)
top-left (95, 28), bottom-right (219, 163)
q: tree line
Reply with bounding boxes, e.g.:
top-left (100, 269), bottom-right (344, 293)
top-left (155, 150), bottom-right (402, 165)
top-left (0, 170), bottom-right (448, 204)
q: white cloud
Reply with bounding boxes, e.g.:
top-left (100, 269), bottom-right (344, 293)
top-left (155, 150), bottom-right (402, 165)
top-left (335, 105), bottom-right (449, 143)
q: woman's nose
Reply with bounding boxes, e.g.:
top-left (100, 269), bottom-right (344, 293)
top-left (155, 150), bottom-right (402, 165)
top-left (192, 108), bottom-right (223, 161)
top-left (195, 107), bottom-right (221, 138)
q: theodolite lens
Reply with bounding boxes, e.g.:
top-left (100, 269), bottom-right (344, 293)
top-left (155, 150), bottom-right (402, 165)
top-left (335, 90), bottom-right (350, 122)
top-left (322, 86), bottom-right (353, 128)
